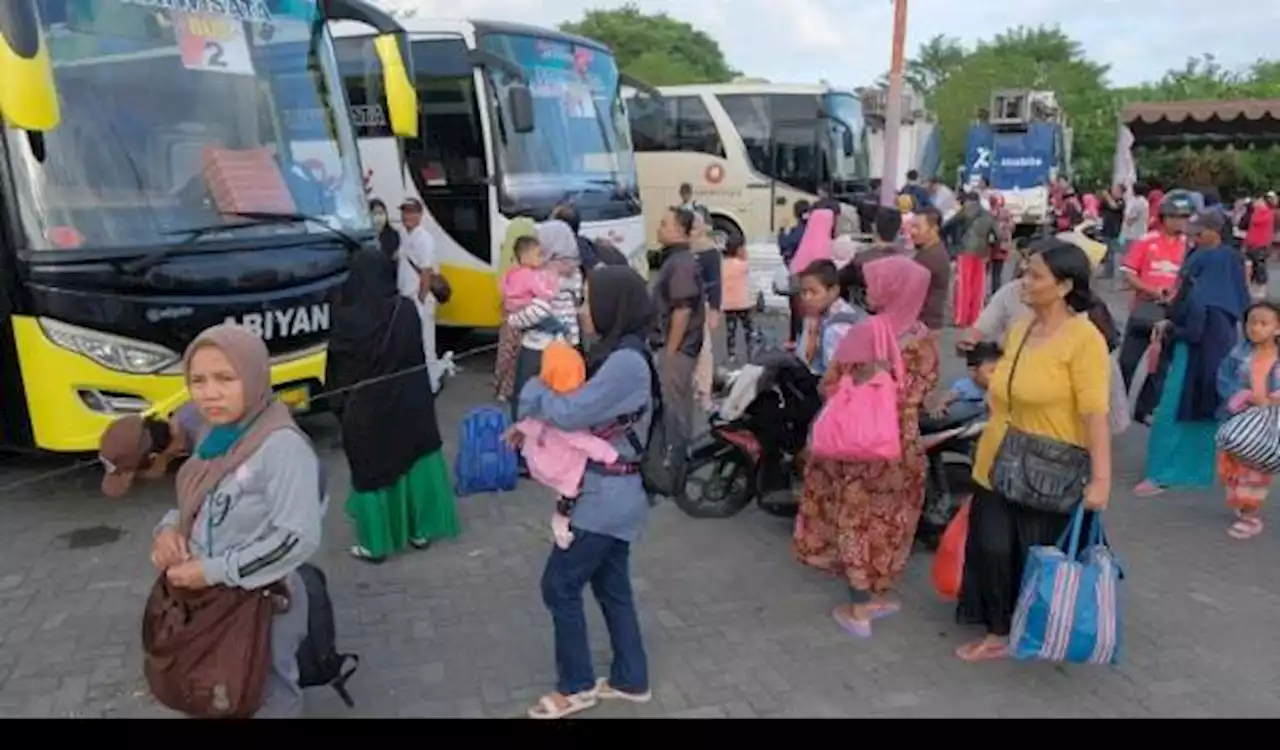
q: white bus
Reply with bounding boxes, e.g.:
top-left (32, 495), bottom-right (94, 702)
top-left (624, 81), bottom-right (870, 248)
top-left (330, 18), bottom-right (647, 328)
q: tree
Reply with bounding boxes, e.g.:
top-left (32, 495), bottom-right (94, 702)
top-left (903, 34), bottom-right (966, 99)
top-left (560, 4), bottom-right (739, 86)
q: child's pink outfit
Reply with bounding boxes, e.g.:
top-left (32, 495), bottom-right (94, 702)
top-left (513, 419), bottom-right (618, 498)
top-left (501, 266), bottom-right (557, 310)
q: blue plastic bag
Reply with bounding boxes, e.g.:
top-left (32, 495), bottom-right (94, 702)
top-left (453, 406), bottom-right (518, 496)
top-left (1009, 506), bottom-right (1123, 664)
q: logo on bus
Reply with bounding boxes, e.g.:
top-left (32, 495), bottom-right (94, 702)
top-left (704, 164), bottom-right (725, 185)
top-left (224, 303), bottom-right (330, 341)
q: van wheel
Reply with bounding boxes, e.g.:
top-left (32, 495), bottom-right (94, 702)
top-left (673, 441), bottom-right (755, 519)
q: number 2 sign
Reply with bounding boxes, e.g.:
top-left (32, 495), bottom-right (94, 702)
top-left (175, 12), bottom-right (255, 76)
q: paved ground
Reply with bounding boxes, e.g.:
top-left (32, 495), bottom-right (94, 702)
top-left (2, 278), bottom-right (1280, 718)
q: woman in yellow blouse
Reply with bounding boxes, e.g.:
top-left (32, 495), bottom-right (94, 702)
top-left (956, 239), bottom-right (1113, 663)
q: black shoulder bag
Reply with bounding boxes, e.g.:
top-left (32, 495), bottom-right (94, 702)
top-left (989, 323), bottom-right (1091, 515)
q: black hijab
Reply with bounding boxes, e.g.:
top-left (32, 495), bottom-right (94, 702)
top-left (326, 249), bottom-right (442, 491)
top-left (586, 265), bottom-right (655, 375)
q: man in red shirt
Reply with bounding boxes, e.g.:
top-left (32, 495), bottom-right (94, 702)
top-left (1243, 192), bottom-right (1276, 298)
top-left (1117, 191), bottom-right (1194, 393)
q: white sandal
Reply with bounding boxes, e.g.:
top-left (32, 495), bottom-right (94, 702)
top-left (594, 677), bottom-right (652, 703)
top-left (526, 691), bottom-right (598, 719)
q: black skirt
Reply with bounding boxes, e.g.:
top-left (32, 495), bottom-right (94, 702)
top-left (956, 486), bottom-right (1093, 637)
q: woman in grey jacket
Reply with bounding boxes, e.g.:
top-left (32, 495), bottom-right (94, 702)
top-left (147, 324), bottom-right (324, 718)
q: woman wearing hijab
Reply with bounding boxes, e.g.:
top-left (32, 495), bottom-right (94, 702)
top-left (495, 217), bottom-right (539, 401)
top-left (369, 198), bottom-right (400, 257)
top-left (1134, 225), bottom-right (1251, 496)
top-left (794, 256), bottom-right (940, 639)
top-left (788, 207), bottom-right (837, 276)
top-left (510, 266), bottom-right (656, 720)
top-left (690, 211), bottom-right (722, 411)
top-left (508, 220), bottom-right (583, 422)
top-left (147, 324), bottom-right (323, 718)
top-left (326, 250), bottom-right (460, 563)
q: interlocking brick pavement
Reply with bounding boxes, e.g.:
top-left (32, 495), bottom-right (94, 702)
top-left (2, 280), bottom-right (1280, 718)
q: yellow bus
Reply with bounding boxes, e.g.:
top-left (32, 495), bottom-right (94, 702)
top-left (331, 18), bottom-right (650, 328)
top-left (0, 0), bottom-right (416, 452)
top-left (623, 81), bottom-right (870, 248)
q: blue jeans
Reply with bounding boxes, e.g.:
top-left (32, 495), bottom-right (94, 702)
top-left (540, 529), bottom-right (649, 696)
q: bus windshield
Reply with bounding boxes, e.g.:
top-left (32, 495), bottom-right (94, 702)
top-left (479, 32), bottom-right (638, 212)
top-left (6, 0), bottom-right (367, 254)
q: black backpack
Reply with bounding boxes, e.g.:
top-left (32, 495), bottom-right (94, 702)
top-left (294, 563), bottom-right (358, 707)
top-left (611, 340), bottom-right (683, 501)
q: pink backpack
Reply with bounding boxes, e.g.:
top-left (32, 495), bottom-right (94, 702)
top-left (809, 318), bottom-right (904, 462)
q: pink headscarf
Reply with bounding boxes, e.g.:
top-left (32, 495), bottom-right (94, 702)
top-left (833, 256), bottom-right (931, 382)
top-left (1082, 193), bottom-right (1100, 220)
top-left (788, 208), bottom-right (835, 274)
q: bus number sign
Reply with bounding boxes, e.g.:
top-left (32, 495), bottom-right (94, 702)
top-left (175, 11), bottom-right (256, 76)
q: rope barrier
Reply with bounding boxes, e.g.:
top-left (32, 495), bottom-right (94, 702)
top-left (0, 341), bottom-right (500, 494)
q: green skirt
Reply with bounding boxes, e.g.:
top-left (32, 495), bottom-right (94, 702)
top-left (345, 450), bottom-right (460, 558)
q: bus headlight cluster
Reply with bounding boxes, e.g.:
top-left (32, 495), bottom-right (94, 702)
top-left (38, 318), bottom-right (182, 375)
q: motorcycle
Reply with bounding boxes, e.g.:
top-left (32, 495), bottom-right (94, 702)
top-left (673, 354), bottom-right (821, 520)
top-left (915, 409), bottom-right (987, 551)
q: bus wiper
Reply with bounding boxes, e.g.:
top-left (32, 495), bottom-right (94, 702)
top-left (221, 211), bottom-right (364, 252)
top-left (121, 212), bottom-right (363, 275)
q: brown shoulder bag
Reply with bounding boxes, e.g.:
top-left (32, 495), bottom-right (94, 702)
top-left (142, 575), bottom-right (288, 718)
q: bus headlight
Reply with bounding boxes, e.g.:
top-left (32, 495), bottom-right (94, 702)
top-left (38, 318), bottom-right (181, 375)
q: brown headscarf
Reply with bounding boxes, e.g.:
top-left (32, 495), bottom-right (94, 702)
top-left (173, 324), bottom-right (298, 537)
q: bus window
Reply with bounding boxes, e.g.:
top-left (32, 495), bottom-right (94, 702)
top-left (673, 96), bottom-right (723, 158)
top-left (627, 96), bottom-right (671, 152)
top-left (410, 39), bottom-right (487, 188)
top-left (770, 94), bottom-right (825, 195)
top-left (718, 94), bottom-right (771, 175)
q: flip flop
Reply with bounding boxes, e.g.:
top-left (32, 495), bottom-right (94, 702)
top-left (868, 602), bottom-right (901, 621)
top-left (1133, 479), bottom-right (1165, 498)
top-left (955, 639), bottom-right (1007, 662)
top-left (1229, 517), bottom-right (1264, 540)
top-left (832, 607), bottom-right (872, 639)
top-left (527, 691), bottom-right (599, 720)
top-left (594, 678), bottom-right (653, 704)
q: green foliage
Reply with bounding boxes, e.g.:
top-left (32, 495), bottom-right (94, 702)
top-left (560, 4), bottom-right (738, 86)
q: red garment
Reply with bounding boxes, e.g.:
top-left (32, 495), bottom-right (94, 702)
top-left (1245, 201), bottom-right (1275, 251)
top-left (1147, 189), bottom-right (1164, 230)
top-left (954, 254), bottom-right (985, 328)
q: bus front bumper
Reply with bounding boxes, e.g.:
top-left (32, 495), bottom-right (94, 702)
top-left (11, 316), bottom-right (328, 453)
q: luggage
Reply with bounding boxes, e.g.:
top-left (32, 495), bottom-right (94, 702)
top-left (454, 405), bottom-right (519, 495)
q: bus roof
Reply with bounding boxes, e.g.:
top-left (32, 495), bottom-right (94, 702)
top-left (632, 81), bottom-right (856, 98)
top-left (328, 16), bottom-right (614, 56)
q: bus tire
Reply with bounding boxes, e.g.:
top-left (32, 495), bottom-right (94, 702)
top-left (710, 215), bottom-right (741, 244)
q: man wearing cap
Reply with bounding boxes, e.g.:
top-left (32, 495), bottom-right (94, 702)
top-left (99, 412), bottom-right (192, 497)
top-left (397, 197), bottom-right (443, 392)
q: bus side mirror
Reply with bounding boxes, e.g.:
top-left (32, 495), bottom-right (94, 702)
top-left (842, 129), bottom-right (854, 157)
top-left (373, 33), bottom-right (419, 138)
top-left (508, 84), bottom-right (535, 134)
top-left (0, 1), bottom-right (60, 131)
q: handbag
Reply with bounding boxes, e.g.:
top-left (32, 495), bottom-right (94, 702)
top-left (142, 576), bottom-right (288, 717)
top-left (1010, 506), bottom-right (1123, 665)
top-left (1216, 404), bottom-right (1280, 474)
top-left (989, 324), bottom-right (1091, 514)
top-left (809, 370), bottom-right (901, 462)
top-left (1125, 299), bottom-right (1165, 337)
top-left (930, 499), bottom-right (970, 602)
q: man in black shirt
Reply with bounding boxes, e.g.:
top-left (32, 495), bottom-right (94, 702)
top-left (652, 207), bottom-right (705, 445)
top-left (1099, 184), bottom-right (1125, 279)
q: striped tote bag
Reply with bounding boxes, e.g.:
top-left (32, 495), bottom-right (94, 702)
top-left (1216, 405), bottom-right (1280, 475)
top-left (1010, 507), bottom-right (1122, 665)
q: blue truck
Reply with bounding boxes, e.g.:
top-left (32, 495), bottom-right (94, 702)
top-left (961, 90), bottom-right (1072, 238)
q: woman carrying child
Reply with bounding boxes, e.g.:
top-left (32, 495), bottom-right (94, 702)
top-left (506, 220), bottom-right (583, 422)
top-left (509, 266), bottom-right (657, 720)
top-left (720, 232), bottom-right (760, 364)
top-left (1216, 301), bottom-right (1280, 540)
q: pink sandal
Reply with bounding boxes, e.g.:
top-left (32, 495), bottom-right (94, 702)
top-left (1133, 479), bottom-right (1165, 498)
top-left (1229, 516), bottom-right (1264, 540)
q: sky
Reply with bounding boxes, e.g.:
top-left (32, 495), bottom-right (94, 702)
top-left (377, 0), bottom-right (1280, 89)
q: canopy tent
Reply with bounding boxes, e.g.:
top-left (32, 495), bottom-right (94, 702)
top-left (1120, 99), bottom-right (1280, 149)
